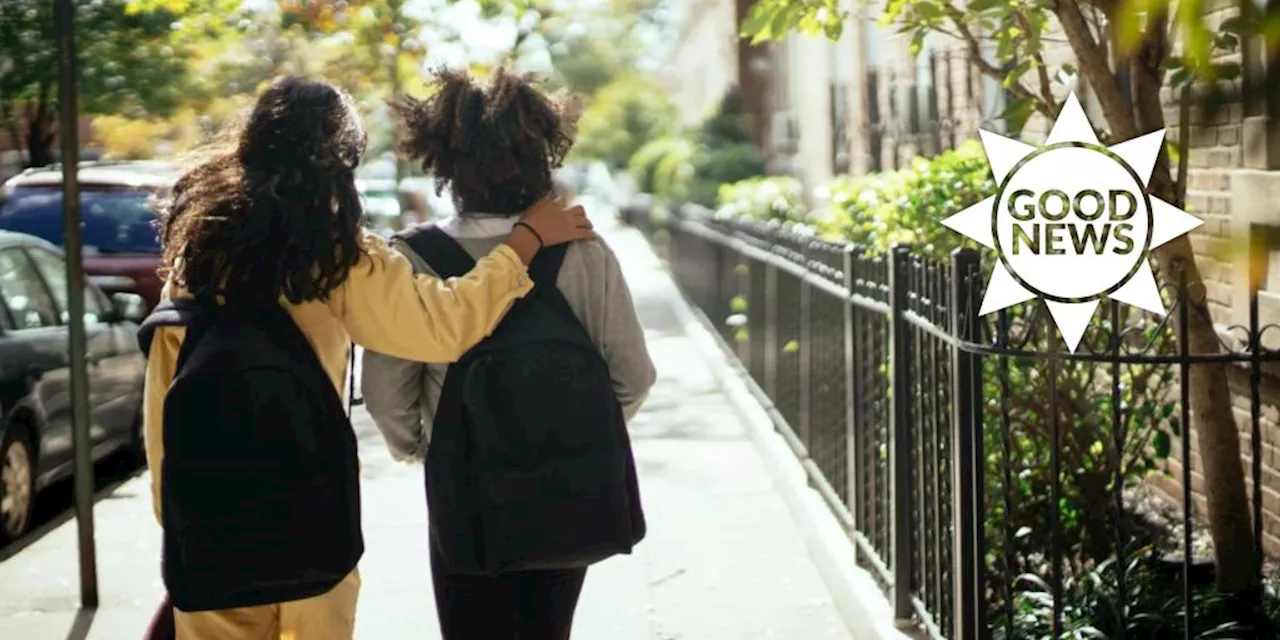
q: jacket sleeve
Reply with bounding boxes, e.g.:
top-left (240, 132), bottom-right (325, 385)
top-left (331, 230), bottom-right (532, 364)
top-left (595, 240), bottom-right (657, 421)
top-left (359, 237), bottom-right (436, 463)
top-left (360, 348), bottom-right (429, 463)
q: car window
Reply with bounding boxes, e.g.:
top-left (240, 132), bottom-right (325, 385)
top-left (0, 187), bottom-right (161, 253)
top-left (0, 248), bottom-right (60, 330)
top-left (25, 247), bottom-right (104, 324)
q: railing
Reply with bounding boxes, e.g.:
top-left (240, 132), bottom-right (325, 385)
top-left (643, 203), bottom-right (1280, 639)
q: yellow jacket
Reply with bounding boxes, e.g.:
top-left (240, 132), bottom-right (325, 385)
top-left (142, 231), bottom-right (533, 523)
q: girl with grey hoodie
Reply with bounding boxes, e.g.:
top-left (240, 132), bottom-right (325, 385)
top-left (361, 67), bottom-right (656, 640)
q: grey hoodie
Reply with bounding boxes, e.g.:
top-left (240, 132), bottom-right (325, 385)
top-left (361, 213), bottom-right (657, 462)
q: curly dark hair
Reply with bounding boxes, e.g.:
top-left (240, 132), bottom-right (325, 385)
top-left (158, 76), bottom-right (369, 305)
top-left (392, 66), bottom-right (578, 216)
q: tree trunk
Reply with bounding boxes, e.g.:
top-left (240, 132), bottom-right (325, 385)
top-left (23, 84), bottom-right (57, 169)
top-left (1056, 0), bottom-right (1258, 593)
top-left (734, 0), bottom-right (770, 150)
top-left (24, 112), bottom-right (55, 168)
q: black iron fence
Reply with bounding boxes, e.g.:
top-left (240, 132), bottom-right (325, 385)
top-left (634, 203), bottom-right (1280, 639)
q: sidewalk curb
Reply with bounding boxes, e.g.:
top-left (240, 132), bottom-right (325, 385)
top-left (646, 237), bottom-right (913, 640)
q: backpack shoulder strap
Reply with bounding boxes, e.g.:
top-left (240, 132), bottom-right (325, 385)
top-left (137, 297), bottom-right (206, 357)
top-left (396, 224), bottom-right (476, 279)
top-left (528, 243), bottom-right (568, 287)
top-left (229, 300), bottom-right (353, 419)
top-left (528, 243), bottom-right (589, 335)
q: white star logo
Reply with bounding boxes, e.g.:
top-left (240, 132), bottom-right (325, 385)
top-left (941, 92), bottom-right (1203, 352)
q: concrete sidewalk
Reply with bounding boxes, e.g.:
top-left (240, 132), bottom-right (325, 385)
top-left (0, 216), bottom-right (850, 639)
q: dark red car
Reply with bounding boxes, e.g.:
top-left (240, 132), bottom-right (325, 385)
top-left (0, 161), bottom-right (176, 312)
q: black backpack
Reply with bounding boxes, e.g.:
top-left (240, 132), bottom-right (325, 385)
top-left (400, 225), bottom-right (646, 576)
top-left (137, 298), bottom-right (362, 612)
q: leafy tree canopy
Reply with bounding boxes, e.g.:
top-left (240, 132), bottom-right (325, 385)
top-left (0, 0), bottom-right (241, 165)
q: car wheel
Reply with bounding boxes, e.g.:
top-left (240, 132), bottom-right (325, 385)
top-left (0, 427), bottom-right (35, 542)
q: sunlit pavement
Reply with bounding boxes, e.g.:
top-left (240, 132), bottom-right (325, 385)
top-left (0, 209), bottom-right (850, 640)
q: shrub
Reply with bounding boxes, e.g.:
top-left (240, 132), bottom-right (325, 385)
top-left (575, 75), bottom-right (678, 170)
top-left (716, 176), bottom-right (807, 223)
top-left (624, 86), bottom-right (765, 207)
top-left (685, 87), bottom-right (767, 208)
top-left (1006, 547), bottom-right (1280, 639)
top-left (628, 136), bottom-right (696, 200)
top-left (812, 140), bottom-right (1182, 622)
top-left (819, 139), bottom-right (993, 258)
top-left (688, 143), bottom-right (767, 208)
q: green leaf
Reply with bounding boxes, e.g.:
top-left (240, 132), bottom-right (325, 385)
top-left (998, 96), bottom-right (1037, 136)
top-left (739, 3), bottom-right (775, 39)
top-left (730, 295), bottom-right (748, 313)
top-left (908, 29), bottom-right (927, 56)
top-left (767, 4), bottom-right (804, 41)
top-left (1003, 59), bottom-right (1032, 88)
top-left (1153, 430), bottom-right (1171, 459)
top-left (782, 339), bottom-right (800, 353)
top-left (823, 17), bottom-right (844, 40)
top-left (1165, 140), bottom-right (1182, 168)
top-left (1216, 61), bottom-right (1242, 81)
top-left (915, 1), bottom-right (943, 21)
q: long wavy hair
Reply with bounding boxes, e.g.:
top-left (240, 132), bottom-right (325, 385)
top-left (391, 66), bottom-right (578, 216)
top-left (157, 76), bottom-right (369, 305)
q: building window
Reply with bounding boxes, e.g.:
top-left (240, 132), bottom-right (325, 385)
top-left (1229, 173), bottom-right (1280, 340)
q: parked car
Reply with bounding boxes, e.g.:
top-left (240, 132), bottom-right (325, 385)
top-left (0, 231), bottom-right (148, 541)
top-left (0, 161), bottom-right (177, 313)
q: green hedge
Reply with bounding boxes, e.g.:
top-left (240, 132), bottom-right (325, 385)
top-left (627, 136), bottom-right (695, 200)
top-left (624, 86), bottom-right (766, 208)
top-left (715, 175), bottom-right (807, 223)
top-left (817, 139), bottom-right (994, 258)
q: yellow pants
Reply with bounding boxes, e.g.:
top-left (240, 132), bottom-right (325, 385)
top-left (174, 570), bottom-right (361, 640)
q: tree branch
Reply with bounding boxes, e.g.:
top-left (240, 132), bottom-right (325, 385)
top-left (1014, 10), bottom-right (1057, 108)
top-left (1056, 0), bottom-right (1137, 139)
top-left (948, 15), bottom-right (1055, 118)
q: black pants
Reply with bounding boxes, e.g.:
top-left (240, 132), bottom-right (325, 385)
top-left (429, 540), bottom-right (588, 640)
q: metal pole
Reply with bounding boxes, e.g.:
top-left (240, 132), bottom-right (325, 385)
top-left (55, 0), bottom-right (99, 609)
top-left (888, 244), bottom-right (914, 623)
top-left (950, 248), bottom-right (981, 639)
top-left (843, 245), bottom-right (860, 556)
